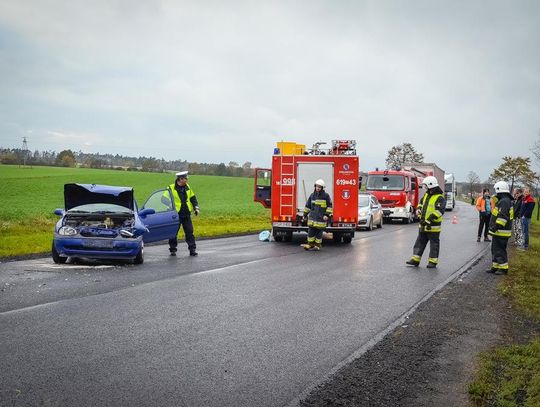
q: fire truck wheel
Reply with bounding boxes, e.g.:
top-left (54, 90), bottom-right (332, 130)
top-left (333, 233), bottom-right (342, 243)
top-left (273, 234), bottom-right (283, 242)
top-left (284, 232), bottom-right (293, 242)
top-left (343, 235), bottom-right (352, 244)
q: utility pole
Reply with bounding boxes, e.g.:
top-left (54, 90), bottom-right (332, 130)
top-left (21, 136), bottom-right (29, 167)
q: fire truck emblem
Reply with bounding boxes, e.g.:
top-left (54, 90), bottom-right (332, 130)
top-left (343, 164), bottom-right (350, 171)
top-left (342, 190), bottom-right (350, 199)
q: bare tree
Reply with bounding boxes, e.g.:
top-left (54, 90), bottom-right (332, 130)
top-left (532, 130), bottom-right (540, 164)
top-left (385, 142), bottom-right (424, 170)
top-left (467, 171), bottom-right (481, 202)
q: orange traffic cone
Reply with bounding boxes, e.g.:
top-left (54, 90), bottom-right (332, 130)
top-left (451, 215), bottom-right (458, 224)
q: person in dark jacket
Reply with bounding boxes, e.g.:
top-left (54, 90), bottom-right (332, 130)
top-left (165, 171), bottom-right (200, 256)
top-left (475, 188), bottom-right (493, 242)
top-left (486, 181), bottom-right (514, 274)
top-left (301, 179), bottom-right (332, 251)
top-left (406, 176), bottom-right (446, 269)
top-left (518, 187), bottom-right (535, 250)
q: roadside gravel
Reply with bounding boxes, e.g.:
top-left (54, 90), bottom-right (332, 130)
top-left (299, 255), bottom-right (540, 407)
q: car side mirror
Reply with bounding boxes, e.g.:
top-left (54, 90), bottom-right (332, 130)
top-left (54, 208), bottom-right (64, 216)
top-left (138, 208), bottom-right (156, 218)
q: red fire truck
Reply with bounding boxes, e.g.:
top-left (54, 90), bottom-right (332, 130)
top-left (254, 140), bottom-right (359, 243)
top-left (366, 163), bottom-right (444, 223)
top-left (366, 168), bottom-right (425, 224)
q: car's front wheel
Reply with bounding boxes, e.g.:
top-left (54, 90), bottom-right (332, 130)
top-left (134, 247), bottom-right (144, 264)
top-left (52, 243), bottom-right (67, 264)
top-left (367, 217), bottom-right (373, 231)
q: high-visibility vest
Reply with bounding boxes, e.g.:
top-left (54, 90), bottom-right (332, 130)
top-left (419, 193), bottom-right (443, 233)
top-left (168, 183), bottom-right (195, 213)
top-left (489, 205), bottom-right (514, 238)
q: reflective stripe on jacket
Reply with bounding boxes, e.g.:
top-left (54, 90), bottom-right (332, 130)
top-left (168, 183), bottom-right (196, 213)
top-left (418, 192), bottom-right (445, 233)
top-left (304, 190), bottom-right (333, 229)
top-left (488, 194), bottom-right (514, 238)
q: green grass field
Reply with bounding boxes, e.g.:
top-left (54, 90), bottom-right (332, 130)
top-left (468, 217), bottom-right (540, 406)
top-left (0, 165), bottom-right (270, 257)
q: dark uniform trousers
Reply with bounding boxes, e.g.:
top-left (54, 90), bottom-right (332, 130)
top-left (307, 227), bottom-right (324, 245)
top-left (413, 231), bottom-right (440, 262)
top-left (169, 214), bottom-right (196, 253)
top-left (491, 236), bottom-right (509, 269)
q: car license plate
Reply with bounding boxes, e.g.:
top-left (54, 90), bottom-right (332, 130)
top-left (84, 239), bottom-right (114, 248)
top-left (383, 210), bottom-right (391, 216)
top-left (273, 222), bottom-right (292, 227)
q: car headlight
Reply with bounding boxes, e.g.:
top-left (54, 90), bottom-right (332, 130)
top-left (58, 226), bottom-right (77, 236)
top-left (359, 211), bottom-right (369, 217)
top-left (396, 208), bottom-right (405, 213)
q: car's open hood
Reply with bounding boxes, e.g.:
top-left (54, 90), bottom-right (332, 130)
top-left (64, 183), bottom-right (135, 211)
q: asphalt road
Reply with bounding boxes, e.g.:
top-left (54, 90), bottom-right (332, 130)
top-left (0, 201), bottom-right (488, 407)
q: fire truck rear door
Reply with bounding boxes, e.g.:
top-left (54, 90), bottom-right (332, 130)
top-left (296, 163), bottom-right (334, 213)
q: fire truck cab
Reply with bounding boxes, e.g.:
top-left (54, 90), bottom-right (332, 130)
top-left (254, 140), bottom-right (359, 243)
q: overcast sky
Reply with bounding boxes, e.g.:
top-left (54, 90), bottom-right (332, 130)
top-left (1, 0), bottom-right (539, 181)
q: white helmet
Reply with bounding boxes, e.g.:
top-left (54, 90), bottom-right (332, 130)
top-left (422, 176), bottom-right (439, 189)
top-left (494, 180), bottom-right (510, 194)
top-left (314, 179), bottom-right (325, 188)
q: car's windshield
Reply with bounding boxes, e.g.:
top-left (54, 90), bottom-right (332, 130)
top-left (358, 196), bottom-right (370, 207)
top-left (67, 203), bottom-right (133, 214)
top-left (366, 174), bottom-right (405, 191)
top-left (445, 183), bottom-right (453, 192)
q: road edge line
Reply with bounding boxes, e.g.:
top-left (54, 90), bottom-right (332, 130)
top-left (286, 244), bottom-right (491, 407)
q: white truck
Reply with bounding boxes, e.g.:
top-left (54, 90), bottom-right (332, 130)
top-left (444, 173), bottom-right (456, 210)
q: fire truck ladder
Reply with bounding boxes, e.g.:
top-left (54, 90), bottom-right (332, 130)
top-left (279, 154), bottom-right (295, 220)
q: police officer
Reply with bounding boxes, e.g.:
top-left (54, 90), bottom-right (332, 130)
top-left (301, 179), bottom-right (333, 251)
top-left (167, 171), bottom-right (200, 256)
top-left (406, 176), bottom-right (446, 269)
top-left (486, 181), bottom-right (514, 274)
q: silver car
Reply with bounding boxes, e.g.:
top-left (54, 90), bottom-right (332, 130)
top-left (357, 193), bottom-right (383, 231)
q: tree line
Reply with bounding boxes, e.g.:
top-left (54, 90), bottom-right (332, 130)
top-left (0, 147), bottom-right (255, 177)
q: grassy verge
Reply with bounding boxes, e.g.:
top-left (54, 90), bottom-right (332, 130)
top-left (468, 218), bottom-right (540, 406)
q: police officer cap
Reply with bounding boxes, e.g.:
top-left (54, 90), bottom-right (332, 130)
top-left (176, 171), bottom-right (189, 179)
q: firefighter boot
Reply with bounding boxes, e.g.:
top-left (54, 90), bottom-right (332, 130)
top-left (405, 258), bottom-right (420, 267)
top-left (301, 243), bottom-right (314, 250)
top-left (426, 262), bottom-right (437, 269)
top-left (312, 243), bottom-right (321, 251)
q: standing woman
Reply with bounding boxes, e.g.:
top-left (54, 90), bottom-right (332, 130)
top-left (512, 188), bottom-right (523, 247)
top-left (301, 179), bottom-right (333, 251)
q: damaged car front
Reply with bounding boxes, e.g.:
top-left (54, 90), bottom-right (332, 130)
top-left (52, 184), bottom-right (154, 264)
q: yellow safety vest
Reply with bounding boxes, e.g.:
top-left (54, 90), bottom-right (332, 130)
top-left (419, 193), bottom-right (443, 233)
top-left (168, 183), bottom-right (195, 213)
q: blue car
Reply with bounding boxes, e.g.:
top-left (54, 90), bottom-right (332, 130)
top-left (52, 183), bottom-right (180, 264)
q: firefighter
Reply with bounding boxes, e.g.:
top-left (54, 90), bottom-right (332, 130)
top-left (301, 179), bottom-right (333, 251)
top-left (165, 171), bottom-right (200, 256)
top-left (486, 180), bottom-right (514, 274)
top-left (406, 176), bottom-right (446, 269)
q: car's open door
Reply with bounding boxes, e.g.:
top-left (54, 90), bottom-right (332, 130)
top-left (139, 188), bottom-right (179, 243)
top-left (254, 168), bottom-right (272, 208)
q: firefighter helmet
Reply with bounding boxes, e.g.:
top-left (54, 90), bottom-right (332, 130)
top-left (494, 180), bottom-right (510, 194)
top-left (314, 179), bottom-right (325, 188)
top-left (422, 176), bottom-right (439, 189)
